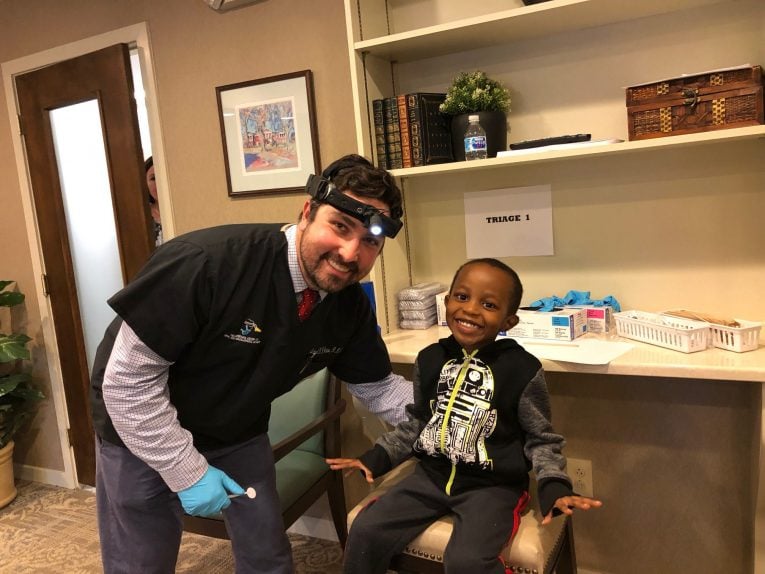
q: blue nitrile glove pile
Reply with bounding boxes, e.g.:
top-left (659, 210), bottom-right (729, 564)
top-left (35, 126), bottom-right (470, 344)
top-left (178, 465), bottom-right (244, 517)
top-left (529, 290), bottom-right (621, 313)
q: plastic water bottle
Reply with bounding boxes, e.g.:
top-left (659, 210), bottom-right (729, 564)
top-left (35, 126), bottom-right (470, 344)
top-left (464, 115), bottom-right (487, 161)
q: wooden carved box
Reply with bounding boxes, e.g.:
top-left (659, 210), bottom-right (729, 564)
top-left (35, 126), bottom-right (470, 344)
top-left (626, 65), bottom-right (764, 140)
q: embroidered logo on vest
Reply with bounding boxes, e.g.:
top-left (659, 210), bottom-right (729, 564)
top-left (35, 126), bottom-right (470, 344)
top-left (224, 319), bottom-right (262, 344)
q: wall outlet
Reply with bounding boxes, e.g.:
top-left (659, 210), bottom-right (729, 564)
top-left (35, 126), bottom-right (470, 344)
top-left (567, 457), bottom-right (594, 498)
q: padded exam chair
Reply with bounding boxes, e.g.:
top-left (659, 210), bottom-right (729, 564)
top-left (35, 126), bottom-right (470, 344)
top-left (347, 459), bottom-right (576, 574)
top-left (183, 368), bottom-right (348, 545)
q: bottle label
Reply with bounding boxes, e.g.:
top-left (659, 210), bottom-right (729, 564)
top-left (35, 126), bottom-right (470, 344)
top-left (464, 136), bottom-right (487, 153)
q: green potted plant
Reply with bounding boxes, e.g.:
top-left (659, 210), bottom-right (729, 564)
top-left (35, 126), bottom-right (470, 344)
top-left (440, 70), bottom-right (511, 161)
top-left (0, 280), bottom-right (44, 508)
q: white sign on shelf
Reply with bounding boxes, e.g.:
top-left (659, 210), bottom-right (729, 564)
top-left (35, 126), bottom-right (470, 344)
top-left (464, 184), bottom-right (553, 258)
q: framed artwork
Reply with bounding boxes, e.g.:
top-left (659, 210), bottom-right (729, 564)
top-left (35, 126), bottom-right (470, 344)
top-left (216, 70), bottom-right (321, 196)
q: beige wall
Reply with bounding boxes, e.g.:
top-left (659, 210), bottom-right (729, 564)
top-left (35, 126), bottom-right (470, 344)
top-left (0, 0), bottom-right (356, 470)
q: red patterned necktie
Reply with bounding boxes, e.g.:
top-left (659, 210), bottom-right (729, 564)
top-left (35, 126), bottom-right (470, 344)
top-left (297, 288), bottom-right (320, 322)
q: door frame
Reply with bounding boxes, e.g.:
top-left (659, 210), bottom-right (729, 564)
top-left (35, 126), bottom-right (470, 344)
top-left (1, 22), bottom-right (173, 488)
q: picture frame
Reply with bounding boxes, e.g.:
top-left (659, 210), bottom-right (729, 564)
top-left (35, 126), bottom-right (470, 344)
top-left (215, 70), bottom-right (321, 196)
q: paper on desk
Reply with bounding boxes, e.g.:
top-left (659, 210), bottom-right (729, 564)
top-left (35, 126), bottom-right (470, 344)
top-left (513, 337), bottom-right (634, 365)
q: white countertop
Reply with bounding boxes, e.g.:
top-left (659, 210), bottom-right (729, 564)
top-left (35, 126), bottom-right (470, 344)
top-left (383, 326), bottom-right (765, 383)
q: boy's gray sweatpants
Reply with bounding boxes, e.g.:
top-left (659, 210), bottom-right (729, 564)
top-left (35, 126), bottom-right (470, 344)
top-left (344, 463), bottom-right (529, 574)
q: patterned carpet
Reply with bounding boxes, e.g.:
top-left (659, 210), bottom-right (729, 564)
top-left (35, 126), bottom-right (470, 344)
top-left (0, 481), bottom-right (344, 573)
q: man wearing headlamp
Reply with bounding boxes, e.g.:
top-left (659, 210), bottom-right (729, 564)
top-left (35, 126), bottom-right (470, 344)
top-left (90, 154), bottom-right (411, 573)
top-left (301, 160), bottom-right (402, 292)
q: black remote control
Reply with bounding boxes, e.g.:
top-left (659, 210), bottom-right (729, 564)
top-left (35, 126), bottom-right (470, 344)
top-left (509, 134), bottom-right (592, 150)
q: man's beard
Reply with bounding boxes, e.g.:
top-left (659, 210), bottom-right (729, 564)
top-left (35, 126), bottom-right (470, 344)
top-left (300, 250), bottom-right (360, 293)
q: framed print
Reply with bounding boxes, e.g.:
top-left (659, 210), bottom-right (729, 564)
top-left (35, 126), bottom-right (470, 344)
top-left (216, 70), bottom-right (321, 196)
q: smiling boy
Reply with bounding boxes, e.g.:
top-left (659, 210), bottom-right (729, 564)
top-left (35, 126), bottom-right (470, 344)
top-left (329, 258), bottom-right (601, 574)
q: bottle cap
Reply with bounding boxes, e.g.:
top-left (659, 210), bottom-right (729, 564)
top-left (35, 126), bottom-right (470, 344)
top-left (468, 114), bottom-right (479, 121)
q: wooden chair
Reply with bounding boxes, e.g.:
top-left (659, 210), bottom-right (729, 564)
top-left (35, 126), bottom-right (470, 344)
top-left (348, 459), bottom-right (576, 574)
top-left (183, 368), bottom-right (348, 545)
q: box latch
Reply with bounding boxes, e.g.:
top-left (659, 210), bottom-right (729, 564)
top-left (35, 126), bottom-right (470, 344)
top-left (682, 88), bottom-right (699, 109)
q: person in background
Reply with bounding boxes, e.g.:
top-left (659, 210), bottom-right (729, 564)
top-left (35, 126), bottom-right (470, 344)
top-left (144, 156), bottom-right (162, 246)
top-left (328, 258), bottom-right (602, 574)
top-left (90, 154), bottom-right (413, 574)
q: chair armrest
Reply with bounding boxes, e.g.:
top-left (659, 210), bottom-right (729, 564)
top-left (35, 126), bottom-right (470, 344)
top-left (272, 398), bottom-right (346, 462)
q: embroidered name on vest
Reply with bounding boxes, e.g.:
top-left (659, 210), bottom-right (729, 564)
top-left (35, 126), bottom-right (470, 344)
top-left (307, 345), bottom-right (344, 360)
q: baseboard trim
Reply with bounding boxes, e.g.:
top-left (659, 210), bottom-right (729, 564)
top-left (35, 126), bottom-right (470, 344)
top-left (287, 515), bottom-right (339, 542)
top-left (14, 463), bottom-right (74, 488)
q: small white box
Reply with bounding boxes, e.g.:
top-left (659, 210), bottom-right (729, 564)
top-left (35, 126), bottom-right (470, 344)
top-left (501, 308), bottom-right (587, 341)
top-left (564, 305), bottom-right (613, 334)
top-left (435, 290), bottom-right (449, 326)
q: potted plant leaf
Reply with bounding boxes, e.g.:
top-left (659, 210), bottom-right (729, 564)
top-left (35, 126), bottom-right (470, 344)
top-left (0, 280), bottom-right (44, 508)
top-left (439, 70), bottom-right (511, 161)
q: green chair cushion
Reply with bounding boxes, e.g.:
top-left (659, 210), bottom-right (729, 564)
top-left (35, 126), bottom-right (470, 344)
top-left (275, 448), bottom-right (328, 511)
top-left (269, 369), bottom-right (329, 456)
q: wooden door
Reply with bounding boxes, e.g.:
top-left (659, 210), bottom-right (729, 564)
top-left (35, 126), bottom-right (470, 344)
top-left (15, 43), bottom-right (153, 486)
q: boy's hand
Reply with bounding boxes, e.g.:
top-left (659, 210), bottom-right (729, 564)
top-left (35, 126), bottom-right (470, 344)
top-left (541, 495), bottom-right (602, 525)
top-left (326, 457), bottom-right (375, 483)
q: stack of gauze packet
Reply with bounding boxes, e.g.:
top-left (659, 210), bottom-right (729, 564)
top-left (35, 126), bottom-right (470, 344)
top-left (398, 282), bottom-right (447, 329)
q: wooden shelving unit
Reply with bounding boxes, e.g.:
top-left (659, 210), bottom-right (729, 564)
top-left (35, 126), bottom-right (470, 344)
top-left (390, 125), bottom-right (765, 179)
top-left (344, 4), bottom-right (765, 569)
top-left (343, 0), bottom-right (765, 378)
top-left (353, 0), bottom-right (729, 61)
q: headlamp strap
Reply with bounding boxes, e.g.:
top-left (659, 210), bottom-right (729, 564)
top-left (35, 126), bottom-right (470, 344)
top-left (304, 174), bottom-right (402, 238)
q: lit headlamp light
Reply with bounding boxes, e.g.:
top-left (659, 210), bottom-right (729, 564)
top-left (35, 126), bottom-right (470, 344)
top-left (305, 174), bottom-right (402, 238)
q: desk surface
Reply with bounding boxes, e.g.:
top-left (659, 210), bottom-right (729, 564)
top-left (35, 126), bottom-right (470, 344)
top-left (384, 326), bottom-right (765, 383)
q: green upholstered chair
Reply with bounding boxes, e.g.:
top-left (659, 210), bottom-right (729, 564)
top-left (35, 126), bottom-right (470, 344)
top-left (183, 368), bottom-right (348, 545)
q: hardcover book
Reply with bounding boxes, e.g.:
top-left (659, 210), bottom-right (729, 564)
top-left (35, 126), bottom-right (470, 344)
top-left (397, 94), bottom-right (412, 168)
top-left (406, 93), bottom-right (423, 167)
top-left (371, 99), bottom-right (387, 169)
top-left (383, 96), bottom-right (403, 169)
top-left (407, 92), bottom-right (452, 165)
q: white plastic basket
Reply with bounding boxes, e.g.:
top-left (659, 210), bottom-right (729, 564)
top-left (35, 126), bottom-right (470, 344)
top-left (614, 310), bottom-right (710, 353)
top-left (705, 320), bottom-right (761, 353)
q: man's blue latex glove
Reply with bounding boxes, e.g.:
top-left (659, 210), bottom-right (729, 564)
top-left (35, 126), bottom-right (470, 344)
top-left (177, 465), bottom-right (245, 517)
